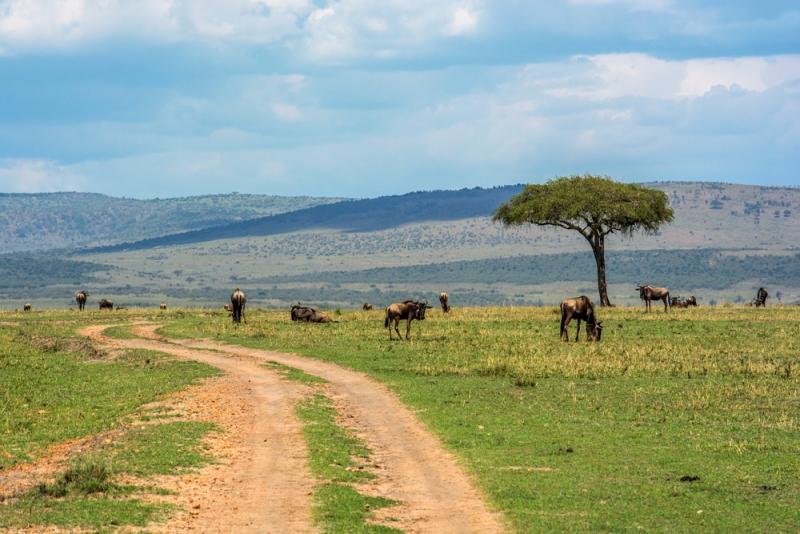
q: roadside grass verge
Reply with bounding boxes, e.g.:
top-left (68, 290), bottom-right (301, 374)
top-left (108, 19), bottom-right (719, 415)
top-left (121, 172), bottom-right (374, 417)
top-left (1, 321), bottom-right (220, 469)
top-left (159, 306), bottom-right (800, 533)
top-left (1, 420), bottom-right (219, 529)
top-left (0, 317), bottom-right (222, 529)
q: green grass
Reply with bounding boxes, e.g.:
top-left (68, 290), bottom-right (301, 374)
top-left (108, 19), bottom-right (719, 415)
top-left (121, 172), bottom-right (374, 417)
top-left (265, 360), bottom-right (330, 384)
top-left (102, 421), bottom-right (218, 476)
top-left (158, 306), bottom-right (800, 533)
top-left (0, 319), bottom-right (221, 469)
top-left (297, 391), bottom-right (400, 533)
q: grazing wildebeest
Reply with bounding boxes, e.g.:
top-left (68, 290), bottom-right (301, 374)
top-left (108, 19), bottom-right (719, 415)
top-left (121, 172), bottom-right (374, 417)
top-left (559, 296), bottom-right (603, 342)
top-left (99, 299), bottom-right (114, 310)
top-left (23, 303), bottom-right (31, 312)
top-left (290, 303), bottom-right (335, 323)
top-left (160, 302), bottom-right (167, 310)
top-left (439, 292), bottom-right (451, 313)
top-left (637, 285), bottom-right (670, 312)
top-left (231, 289), bottom-right (246, 324)
top-left (755, 287), bottom-right (768, 308)
top-left (384, 300), bottom-right (430, 340)
top-left (75, 291), bottom-right (89, 312)
top-left (363, 303), bottom-right (373, 311)
top-left (685, 296), bottom-right (697, 307)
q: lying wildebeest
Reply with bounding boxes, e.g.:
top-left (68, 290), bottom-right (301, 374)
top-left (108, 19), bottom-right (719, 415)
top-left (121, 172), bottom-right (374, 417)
top-left (160, 302), bottom-right (167, 310)
top-left (363, 303), bottom-right (373, 311)
top-left (439, 292), bottom-right (450, 313)
top-left (755, 287), bottom-right (768, 308)
top-left (290, 303), bottom-right (335, 323)
top-left (23, 303), bottom-right (31, 312)
top-left (685, 296), bottom-right (697, 307)
top-left (670, 297), bottom-right (689, 309)
top-left (223, 303), bottom-right (233, 312)
top-left (560, 296), bottom-right (603, 342)
top-left (116, 306), bottom-right (127, 311)
top-left (99, 299), bottom-right (114, 310)
top-left (231, 289), bottom-right (246, 324)
top-left (637, 285), bottom-right (670, 312)
top-left (75, 291), bottom-right (89, 312)
top-left (385, 300), bottom-right (430, 340)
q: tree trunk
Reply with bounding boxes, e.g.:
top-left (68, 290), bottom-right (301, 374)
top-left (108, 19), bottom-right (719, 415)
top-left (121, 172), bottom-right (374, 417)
top-left (591, 233), bottom-right (612, 306)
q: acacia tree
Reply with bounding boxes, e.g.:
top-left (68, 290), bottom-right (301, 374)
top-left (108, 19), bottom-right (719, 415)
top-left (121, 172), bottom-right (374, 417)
top-left (492, 174), bottom-right (673, 306)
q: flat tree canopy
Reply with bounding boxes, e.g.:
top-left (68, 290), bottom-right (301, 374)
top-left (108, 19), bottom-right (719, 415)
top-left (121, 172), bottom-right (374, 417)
top-left (492, 174), bottom-right (674, 306)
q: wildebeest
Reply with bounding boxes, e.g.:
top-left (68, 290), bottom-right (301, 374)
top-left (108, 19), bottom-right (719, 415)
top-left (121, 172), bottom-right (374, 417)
top-left (99, 299), bottom-right (114, 310)
top-left (439, 292), bottom-right (450, 313)
top-left (670, 297), bottom-right (689, 309)
top-left (637, 285), bottom-right (670, 312)
top-left (384, 300), bottom-right (430, 340)
top-left (363, 303), bottom-right (373, 311)
top-left (75, 291), bottom-right (89, 312)
top-left (231, 289), bottom-right (246, 324)
top-left (559, 296), bottom-right (603, 342)
top-left (160, 302), bottom-right (167, 310)
top-left (116, 306), bottom-right (127, 311)
top-left (685, 296), bottom-right (698, 307)
top-left (755, 287), bottom-right (768, 308)
top-left (290, 303), bottom-right (335, 323)
top-left (23, 303), bottom-right (31, 312)
top-left (223, 303), bottom-right (233, 312)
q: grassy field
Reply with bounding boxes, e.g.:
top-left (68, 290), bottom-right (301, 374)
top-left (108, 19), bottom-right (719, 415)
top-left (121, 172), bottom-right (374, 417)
top-left (1, 306), bottom-right (798, 532)
top-left (0, 311), bottom-right (221, 529)
top-left (157, 305), bottom-right (800, 533)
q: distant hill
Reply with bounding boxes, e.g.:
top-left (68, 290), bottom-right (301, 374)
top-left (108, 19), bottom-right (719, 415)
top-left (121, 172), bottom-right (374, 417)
top-left (0, 192), bottom-right (344, 253)
top-left (79, 186), bottom-right (526, 254)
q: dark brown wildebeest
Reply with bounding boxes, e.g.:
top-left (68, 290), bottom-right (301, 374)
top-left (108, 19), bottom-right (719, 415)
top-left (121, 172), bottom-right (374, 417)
top-left (363, 303), bottom-right (373, 311)
top-left (755, 287), bottom-right (768, 308)
top-left (231, 289), bottom-right (246, 323)
top-left (670, 297), bottom-right (689, 309)
top-left (75, 291), bottom-right (89, 312)
top-left (290, 303), bottom-right (335, 323)
top-left (439, 292), bottom-right (450, 313)
top-left (23, 303), bottom-right (31, 312)
top-left (384, 300), bottom-right (430, 340)
top-left (160, 302), bottom-right (167, 310)
top-left (559, 296), bottom-right (603, 342)
top-left (685, 296), bottom-right (697, 307)
top-left (99, 299), bottom-right (114, 311)
top-left (116, 306), bottom-right (127, 311)
top-left (637, 285), bottom-right (670, 312)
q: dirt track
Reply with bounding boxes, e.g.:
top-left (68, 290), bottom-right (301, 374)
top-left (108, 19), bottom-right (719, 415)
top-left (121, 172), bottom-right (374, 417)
top-left (81, 325), bottom-right (506, 533)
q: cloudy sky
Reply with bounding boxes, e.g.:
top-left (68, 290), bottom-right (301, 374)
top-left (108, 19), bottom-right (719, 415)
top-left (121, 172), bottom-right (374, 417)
top-left (1, 1), bottom-right (798, 198)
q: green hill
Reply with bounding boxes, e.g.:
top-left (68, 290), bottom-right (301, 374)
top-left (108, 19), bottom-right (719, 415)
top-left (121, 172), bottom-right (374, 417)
top-left (0, 192), bottom-right (344, 253)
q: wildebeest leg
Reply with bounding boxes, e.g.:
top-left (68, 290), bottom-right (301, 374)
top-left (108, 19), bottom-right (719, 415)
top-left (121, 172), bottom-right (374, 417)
top-left (242, 309), bottom-right (247, 324)
top-left (575, 319), bottom-right (581, 342)
top-left (561, 313), bottom-right (571, 342)
top-left (663, 297), bottom-right (668, 313)
top-left (405, 318), bottom-right (412, 340)
top-left (394, 319), bottom-right (402, 340)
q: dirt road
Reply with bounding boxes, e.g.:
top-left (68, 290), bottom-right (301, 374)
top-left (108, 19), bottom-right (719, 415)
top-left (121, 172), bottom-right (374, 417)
top-left (83, 325), bottom-right (507, 533)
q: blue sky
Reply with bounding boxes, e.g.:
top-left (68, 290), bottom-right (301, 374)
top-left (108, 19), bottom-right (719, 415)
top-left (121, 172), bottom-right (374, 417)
top-left (0, 0), bottom-right (798, 199)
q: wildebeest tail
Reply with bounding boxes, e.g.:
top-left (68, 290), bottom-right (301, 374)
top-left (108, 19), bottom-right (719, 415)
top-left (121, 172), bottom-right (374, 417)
top-left (384, 316), bottom-right (389, 328)
top-left (559, 302), bottom-right (566, 336)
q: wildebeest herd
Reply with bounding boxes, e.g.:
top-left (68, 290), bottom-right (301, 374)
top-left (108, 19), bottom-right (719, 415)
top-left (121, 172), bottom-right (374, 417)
top-left (15, 285), bottom-right (775, 343)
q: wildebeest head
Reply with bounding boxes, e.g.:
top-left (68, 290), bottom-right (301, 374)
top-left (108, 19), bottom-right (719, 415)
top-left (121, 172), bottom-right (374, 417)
top-left (415, 301), bottom-right (430, 321)
top-left (588, 320), bottom-right (603, 341)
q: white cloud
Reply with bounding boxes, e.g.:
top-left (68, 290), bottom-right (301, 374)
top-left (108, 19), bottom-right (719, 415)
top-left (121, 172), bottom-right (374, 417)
top-left (0, 158), bottom-right (87, 192)
top-left (537, 53), bottom-right (800, 101)
top-left (270, 102), bottom-right (304, 121)
top-left (446, 8), bottom-right (478, 35)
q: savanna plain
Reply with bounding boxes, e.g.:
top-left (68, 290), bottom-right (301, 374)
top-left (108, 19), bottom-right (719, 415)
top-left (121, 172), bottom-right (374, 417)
top-left (1, 304), bottom-right (798, 533)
